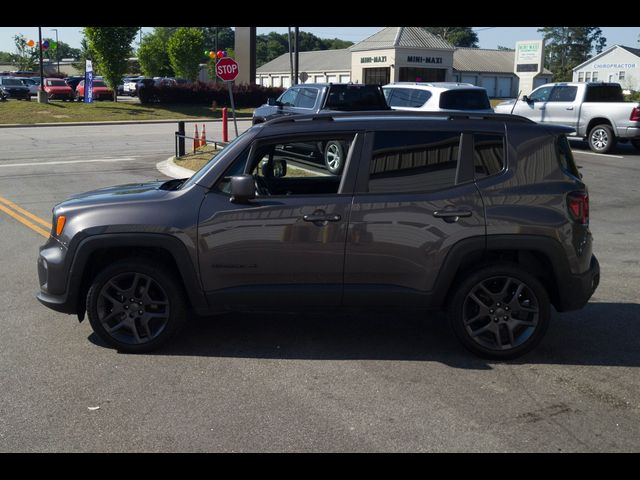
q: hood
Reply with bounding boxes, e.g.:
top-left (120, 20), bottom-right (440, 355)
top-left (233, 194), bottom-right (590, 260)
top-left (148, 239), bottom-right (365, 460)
top-left (59, 180), bottom-right (170, 209)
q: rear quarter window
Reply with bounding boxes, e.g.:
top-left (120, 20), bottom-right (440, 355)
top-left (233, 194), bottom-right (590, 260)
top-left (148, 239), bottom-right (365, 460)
top-left (556, 135), bottom-right (580, 177)
top-left (473, 134), bottom-right (505, 178)
top-left (439, 89), bottom-right (491, 110)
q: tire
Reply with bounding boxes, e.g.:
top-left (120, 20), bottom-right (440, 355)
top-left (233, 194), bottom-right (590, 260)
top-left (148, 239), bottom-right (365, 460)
top-left (324, 140), bottom-right (346, 175)
top-left (447, 263), bottom-right (550, 360)
top-left (588, 124), bottom-right (616, 154)
top-left (86, 258), bottom-right (188, 353)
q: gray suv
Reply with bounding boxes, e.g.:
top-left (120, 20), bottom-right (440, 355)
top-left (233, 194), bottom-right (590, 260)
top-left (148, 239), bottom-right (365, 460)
top-left (37, 111), bottom-right (600, 359)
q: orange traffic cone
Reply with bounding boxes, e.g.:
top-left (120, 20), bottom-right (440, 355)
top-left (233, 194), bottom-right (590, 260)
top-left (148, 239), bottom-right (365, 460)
top-left (201, 124), bottom-right (207, 147)
top-left (193, 124), bottom-right (199, 153)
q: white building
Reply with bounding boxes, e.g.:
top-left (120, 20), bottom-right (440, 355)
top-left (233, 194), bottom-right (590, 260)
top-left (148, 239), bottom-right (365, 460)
top-left (573, 45), bottom-right (640, 91)
top-left (256, 27), bottom-right (552, 98)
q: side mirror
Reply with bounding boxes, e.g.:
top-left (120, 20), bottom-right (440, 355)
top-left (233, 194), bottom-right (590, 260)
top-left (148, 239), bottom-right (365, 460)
top-left (522, 95), bottom-right (531, 103)
top-left (273, 159), bottom-right (287, 178)
top-left (230, 174), bottom-right (255, 203)
top-left (267, 97), bottom-right (276, 106)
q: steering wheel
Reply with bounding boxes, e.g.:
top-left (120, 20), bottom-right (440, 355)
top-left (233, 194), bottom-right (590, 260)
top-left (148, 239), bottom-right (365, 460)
top-left (254, 175), bottom-right (270, 196)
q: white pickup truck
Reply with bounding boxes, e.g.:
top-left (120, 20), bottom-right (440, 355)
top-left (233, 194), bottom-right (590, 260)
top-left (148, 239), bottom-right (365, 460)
top-left (495, 82), bottom-right (640, 153)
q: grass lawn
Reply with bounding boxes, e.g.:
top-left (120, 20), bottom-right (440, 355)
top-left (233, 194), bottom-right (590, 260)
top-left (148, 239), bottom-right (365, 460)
top-left (0, 99), bottom-right (253, 125)
top-left (175, 144), bottom-right (221, 171)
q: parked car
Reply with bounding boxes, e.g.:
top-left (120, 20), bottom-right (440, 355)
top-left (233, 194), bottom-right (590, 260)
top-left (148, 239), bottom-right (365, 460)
top-left (494, 82), bottom-right (640, 153)
top-left (17, 77), bottom-right (40, 96)
top-left (43, 78), bottom-right (74, 101)
top-left (122, 76), bottom-right (144, 96)
top-left (75, 79), bottom-right (114, 101)
top-left (0, 76), bottom-right (30, 100)
top-left (36, 111), bottom-right (599, 359)
top-left (383, 82), bottom-right (493, 113)
top-left (253, 83), bottom-right (390, 174)
top-left (64, 76), bottom-right (85, 92)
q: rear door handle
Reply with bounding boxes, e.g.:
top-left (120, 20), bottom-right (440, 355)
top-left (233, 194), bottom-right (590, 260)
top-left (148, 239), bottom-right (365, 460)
top-left (433, 210), bottom-right (472, 223)
top-left (303, 212), bottom-right (341, 226)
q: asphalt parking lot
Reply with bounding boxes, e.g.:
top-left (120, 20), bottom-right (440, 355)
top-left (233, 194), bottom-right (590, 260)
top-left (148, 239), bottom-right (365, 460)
top-left (0, 123), bottom-right (638, 452)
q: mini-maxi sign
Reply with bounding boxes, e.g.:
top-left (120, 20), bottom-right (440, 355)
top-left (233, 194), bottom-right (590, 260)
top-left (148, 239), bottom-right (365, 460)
top-left (216, 57), bottom-right (239, 82)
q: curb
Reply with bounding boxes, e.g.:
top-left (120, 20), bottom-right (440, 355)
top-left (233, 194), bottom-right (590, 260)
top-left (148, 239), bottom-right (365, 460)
top-left (157, 156), bottom-right (196, 179)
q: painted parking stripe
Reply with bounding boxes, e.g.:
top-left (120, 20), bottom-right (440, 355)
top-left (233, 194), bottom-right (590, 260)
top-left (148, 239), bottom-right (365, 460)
top-left (0, 157), bottom-right (136, 168)
top-left (571, 150), bottom-right (624, 159)
top-left (0, 202), bottom-right (49, 238)
top-left (0, 196), bottom-right (50, 228)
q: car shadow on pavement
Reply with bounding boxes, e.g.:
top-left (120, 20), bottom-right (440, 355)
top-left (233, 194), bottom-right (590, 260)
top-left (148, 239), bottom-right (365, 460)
top-left (88, 302), bottom-right (640, 369)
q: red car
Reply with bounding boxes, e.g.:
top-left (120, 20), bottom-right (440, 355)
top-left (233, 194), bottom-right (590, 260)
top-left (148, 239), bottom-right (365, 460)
top-left (75, 79), bottom-right (114, 101)
top-left (43, 78), bottom-right (74, 101)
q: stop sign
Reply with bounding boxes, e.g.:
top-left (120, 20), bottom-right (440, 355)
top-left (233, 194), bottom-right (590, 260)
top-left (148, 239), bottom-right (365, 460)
top-left (216, 58), bottom-right (239, 82)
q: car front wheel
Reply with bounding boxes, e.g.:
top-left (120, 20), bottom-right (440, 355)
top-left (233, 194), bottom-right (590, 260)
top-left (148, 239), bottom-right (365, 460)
top-left (447, 264), bottom-right (550, 359)
top-left (86, 258), bottom-right (188, 353)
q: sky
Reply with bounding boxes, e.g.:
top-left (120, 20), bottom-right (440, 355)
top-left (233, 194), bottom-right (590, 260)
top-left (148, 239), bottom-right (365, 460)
top-left (0, 27), bottom-right (638, 54)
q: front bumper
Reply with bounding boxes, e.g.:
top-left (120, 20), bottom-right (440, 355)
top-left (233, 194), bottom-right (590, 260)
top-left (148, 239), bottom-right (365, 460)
top-left (36, 236), bottom-right (78, 315)
top-left (556, 255), bottom-right (600, 312)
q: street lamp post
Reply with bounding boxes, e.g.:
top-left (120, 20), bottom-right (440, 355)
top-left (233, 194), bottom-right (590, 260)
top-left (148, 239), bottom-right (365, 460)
top-left (50, 28), bottom-right (59, 74)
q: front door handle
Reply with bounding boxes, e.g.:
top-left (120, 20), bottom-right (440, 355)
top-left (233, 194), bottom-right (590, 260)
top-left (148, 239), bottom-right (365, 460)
top-left (566, 106), bottom-right (574, 110)
top-left (303, 211), bottom-right (341, 226)
top-left (433, 210), bottom-right (472, 223)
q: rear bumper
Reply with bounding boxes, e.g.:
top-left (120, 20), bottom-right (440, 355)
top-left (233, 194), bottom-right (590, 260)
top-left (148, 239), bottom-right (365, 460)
top-left (618, 126), bottom-right (640, 139)
top-left (555, 255), bottom-right (600, 312)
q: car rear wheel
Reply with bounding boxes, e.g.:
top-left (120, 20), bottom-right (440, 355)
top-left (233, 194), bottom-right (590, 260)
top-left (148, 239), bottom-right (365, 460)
top-left (631, 139), bottom-right (640, 151)
top-left (588, 124), bottom-right (616, 154)
top-left (86, 258), bottom-right (188, 353)
top-left (447, 264), bottom-right (550, 359)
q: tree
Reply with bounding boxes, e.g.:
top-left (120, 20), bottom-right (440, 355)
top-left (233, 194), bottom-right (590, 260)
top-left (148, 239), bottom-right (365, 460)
top-left (255, 31), bottom-right (354, 67)
top-left (137, 27), bottom-right (174, 77)
top-left (201, 27), bottom-right (235, 51)
top-left (41, 39), bottom-right (81, 62)
top-left (167, 27), bottom-right (205, 81)
top-left (538, 27), bottom-right (607, 81)
top-left (84, 27), bottom-right (139, 101)
top-left (422, 27), bottom-right (478, 48)
top-left (12, 34), bottom-right (39, 71)
top-left (497, 45), bottom-right (514, 51)
top-left (73, 37), bottom-right (97, 74)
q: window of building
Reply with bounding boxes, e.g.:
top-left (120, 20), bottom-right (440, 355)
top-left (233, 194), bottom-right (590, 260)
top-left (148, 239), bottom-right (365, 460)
top-left (578, 72), bottom-right (584, 82)
top-left (363, 67), bottom-right (390, 85)
top-left (619, 71), bottom-right (625, 80)
top-left (368, 131), bottom-right (461, 194)
top-left (585, 72), bottom-right (591, 82)
top-left (398, 67), bottom-right (446, 82)
top-left (592, 71), bottom-right (598, 82)
top-left (473, 135), bottom-right (505, 178)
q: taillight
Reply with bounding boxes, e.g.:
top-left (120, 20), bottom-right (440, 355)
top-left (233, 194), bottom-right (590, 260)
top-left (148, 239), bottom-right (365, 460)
top-left (631, 107), bottom-right (640, 122)
top-left (567, 192), bottom-right (589, 225)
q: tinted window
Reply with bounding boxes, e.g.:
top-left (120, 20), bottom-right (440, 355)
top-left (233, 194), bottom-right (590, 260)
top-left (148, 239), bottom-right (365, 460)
top-left (549, 86), bottom-right (578, 102)
top-left (325, 85), bottom-right (387, 111)
top-left (46, 80), bottom-right (67, 86)
top-left (556, 135), bottom-right (580, 177)
top-left (584, 85), bottom-right (624, 102)
top-left (369, 131), bottom-right (461, 194)
top-left (295, 87), bottom-right (318, 109)
top-left (1, 78), bottom-right (22, 86)
top-left (384, 88), bottom-right (431, 108)
top-left (93, 81), bottom-right (107, 87)
top-left (474, 134), bottom-right (505, 178)
top-left (439, 89), bottom-right (491, 110)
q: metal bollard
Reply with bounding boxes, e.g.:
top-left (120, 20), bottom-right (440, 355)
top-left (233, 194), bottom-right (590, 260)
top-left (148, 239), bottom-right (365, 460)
top-left (222, 107), bottom-right (228, 143)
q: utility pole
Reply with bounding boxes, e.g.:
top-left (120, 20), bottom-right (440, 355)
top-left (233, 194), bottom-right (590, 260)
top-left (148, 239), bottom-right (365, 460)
top-left (37, 27), bottom-right (47, 103)
top-left (50, 28), bottom-right (59, 74)
top-left (294, 27), bottom-right (299, 85)
top-left (288, 27), bottom-right (293, 87)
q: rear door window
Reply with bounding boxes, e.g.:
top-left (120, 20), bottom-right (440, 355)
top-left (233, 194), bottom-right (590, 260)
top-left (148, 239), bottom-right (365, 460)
top-left (368, 131), bottom-right (461, 194)
top-left (549, 86), bottom-right (578, 102)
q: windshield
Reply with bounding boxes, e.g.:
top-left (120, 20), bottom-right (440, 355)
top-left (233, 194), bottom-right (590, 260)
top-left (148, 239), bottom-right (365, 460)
top-left (180, 130), bottom-right (252, 190)
top-left (93, 81), bottom-right (107, 87)
top-left (47, 80), bottom-right (67, 87)
top-left (2, 78), bottom-right (23, 86)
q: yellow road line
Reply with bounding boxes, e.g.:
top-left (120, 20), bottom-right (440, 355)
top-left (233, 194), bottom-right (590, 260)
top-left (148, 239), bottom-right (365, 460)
top-left (0, 202), bottom-right (50, 238)
top-left (0, 196), bottom-right (51, 228)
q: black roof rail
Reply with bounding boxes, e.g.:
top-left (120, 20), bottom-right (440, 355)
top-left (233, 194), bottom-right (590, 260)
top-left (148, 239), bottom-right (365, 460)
top-left (262, 110), bottom-right (536, 125)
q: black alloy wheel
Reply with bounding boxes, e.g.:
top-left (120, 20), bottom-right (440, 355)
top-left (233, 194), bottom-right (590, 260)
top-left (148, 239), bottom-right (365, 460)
top-left (86, 259), bottom-right (187, 353)
top-left (448, 264), bottom-right (550, 359)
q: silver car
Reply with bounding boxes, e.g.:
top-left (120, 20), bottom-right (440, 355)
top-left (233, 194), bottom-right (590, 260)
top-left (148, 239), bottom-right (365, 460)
top-left (17, 77), bottom-right (40, 96)
top-left (383, 82), bottom-right (493, 113)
